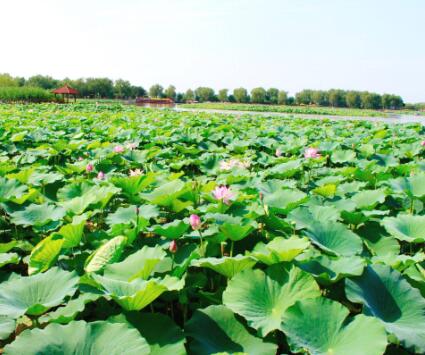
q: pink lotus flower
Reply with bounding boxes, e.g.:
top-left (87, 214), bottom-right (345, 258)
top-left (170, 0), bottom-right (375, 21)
top-left (114, 145), bottom-right (124, 153)
top-left (275, 149), bottom-right (282, 157)
top-left (189, 214), bottom-right (201, 230)
top-left (129, 169), bottom-right (143, 177)
top-left (78, 157), bottom-right (83, 161)
top-left (127, 142), bottom-right (138, 150)
top-left (304, 147), bottom-right (321, 159)
top-left (86, 163), bottom-right (94, 172)
top-left (169, 240), bottom-right (177, 253)
top-left (212, 186), bottom-right (235, 205)
top-left (97, 171), bottom-right (105, 180)
top-left (421, 141), bottom-right (425, 146)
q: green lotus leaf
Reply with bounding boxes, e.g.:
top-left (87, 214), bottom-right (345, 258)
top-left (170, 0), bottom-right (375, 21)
top-left (351, 189), bottom-right (386, 210)
top-left (312, 183), bottom-right (337, 198)
top-left (0, 241), bottom-right (17, 253)
top-left (140, 179), bottom-right (185, 206)
top-left (191, 255), bottom-right (257, 278)
top-left (185, 305), bottom-right (277, 355)
top-left (112, 173), bottom-right (156, 201)
top-left (263, 188), bottom-right (307, 214)
top-left (59, 185), bottom-right (120, 215)
top-left (256, 179), bottom-right (297, 194)
top-left (297, 255), bottom-right (365, 283)
top-left (389, 174), bottom-right (425, 198)
top-left (28, 234), bottom-right (64, 275)
top-left (373, 252), bottom-right (425, 272)
top-left (0, 316), bottom-right (15, 340)
top-left (10, 203), bottom-right (65, 228)
top-left (106, 204), bottom-right (158, 227)
top-left (152, 219), bottom-right (189, 239)
top-left (288, 205), bottom-right (340, 230)
top-left (268, 159), bottom-right (302, 178)
top-left (0, 177), bottom-right (27, 202)
top-left (109, 312), bottom-right (186, 355)
top-left (106, 205), bottom-right (139, 226)
top-left (251, 236), bottom-right (310, 265)
top-left (27, 171), bottom-right (63, 186)
top-left (0, 267), bottom-right (78, 318)
top-left (357, 222), bottom-right (400, 257)
top-left (84, 236), bottom-right (127, 273)
top-left (93, 274), bottom-right (184, 311)
top-left (219, 221), bottom-right (255, 241)
top-left (371, 153), bottom-right (399, 168)
top-left (281, 298), bottom-right (387, 355)
top-left (223, 264), bottom-right (320, 336)
top-left (346, 264), bottom-right (425, 353)
top-left (55, 214), bottom-right (87, 249)
top-left (326, 197), bottom-right (357, 212)
top-left (0, 253), bottom-right (19, 268)
top-left (103, 245), bottom-right (166, 281)
top-left (39, 292), bottom-right (101, 324)
top-left (4, 320), bottom-right (150, 355)
top-left (331, 149), bottom-right (356, 164)
top-left (341, 210), bottom-right (369, 225)
top-left (315, 175), bottom-right (345, 186)
top-left (382, 214), bottom-right (425, 243)
top-left (337, 181), bottom-right (368, 196)
top-left (303, 221), bottom-right (363, 256)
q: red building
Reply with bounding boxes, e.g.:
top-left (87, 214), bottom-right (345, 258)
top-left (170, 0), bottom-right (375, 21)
top-left (135, 97), bottom-right (175, 107)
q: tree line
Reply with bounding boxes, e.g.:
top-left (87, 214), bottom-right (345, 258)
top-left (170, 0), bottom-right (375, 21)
top-left (0, 73), bottom-right (406, 109)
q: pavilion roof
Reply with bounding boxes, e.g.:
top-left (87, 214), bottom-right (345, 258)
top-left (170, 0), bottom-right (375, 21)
top-left (52, 84), bottom-right (79, 95)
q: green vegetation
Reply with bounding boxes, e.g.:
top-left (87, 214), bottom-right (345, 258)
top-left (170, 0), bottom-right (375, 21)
top-left (0, 87), bottom-right (54, 103)
top-left (1, 73), bottom-right (415, 111)
top-left (0, 102), bottom-right (424, 354)
top-left (179, 102), bottom-right (402, 117)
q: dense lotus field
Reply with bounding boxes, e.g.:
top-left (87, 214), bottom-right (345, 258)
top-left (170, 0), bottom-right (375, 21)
top-left (1, 103), bottom-right (425, 354)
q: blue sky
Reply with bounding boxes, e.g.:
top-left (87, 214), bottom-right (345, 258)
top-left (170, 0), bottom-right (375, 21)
top-left (1, 0), bottom-right (424, 102)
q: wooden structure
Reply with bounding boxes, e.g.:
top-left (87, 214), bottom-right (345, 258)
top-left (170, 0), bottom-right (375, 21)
top-left (52, 84), bottom-right (79, 103)
top-left (135, 97), bottom-right (175, 108)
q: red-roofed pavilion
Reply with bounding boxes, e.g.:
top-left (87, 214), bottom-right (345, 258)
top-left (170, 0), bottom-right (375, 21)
top-left (52, 84), bottom-right (79, 103)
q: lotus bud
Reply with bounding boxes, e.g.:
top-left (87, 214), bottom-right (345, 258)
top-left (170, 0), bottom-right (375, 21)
top-left (169, 240), bottom-right (177, 253)
top-left (189, 214), bottom-right (201, 230)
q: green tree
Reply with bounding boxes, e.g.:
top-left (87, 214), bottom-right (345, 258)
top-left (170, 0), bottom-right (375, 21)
top-left (251, 87), bottom-right (266, 104)
top-left (346, 91), bottom-right (362, 108)
top-left (114, 79), bottom-right (132, 99)
top-left (296, 90), bottom-right (313, 105)
top-left (311, 91), bottom-right (329, 106)
top-left (382, 94), bottom-right (404, 109)
top-left (218, 89), bottom-right (228, 102)
top-left (266, 88), bottom-right (279, 104)
top-left (149, 84), bottom-right (164, 98)
top-left (184, 89), bottom-right (195, 102)
top-left (286, 96), bottom-right (295, 105)
top-left (195, 87), bottom-right (215, 102)
top-left (130, 86), bottom-right (146, 98)
top-left (26, 75), bottom-right (58, 90)
top-left (85, 78), bottom-right (114, 98)
top-left (0, 73), bottom-right (18, 87)
top-left (233, 87), bottom-right (249, 103)
top-left (175, 92), bottom-right (184, 103)
top-left (164, 85), bottom-right (176, 100)
top-left (328, 89), bottom-right (347, 107)
top-left (277, 90), bottom-right (288, 105)
top-left (361, 92), bottom-right (382, 109)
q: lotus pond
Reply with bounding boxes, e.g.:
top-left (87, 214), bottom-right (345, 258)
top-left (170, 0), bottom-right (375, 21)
top-left (0, 103), bottom-right (424, 354)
